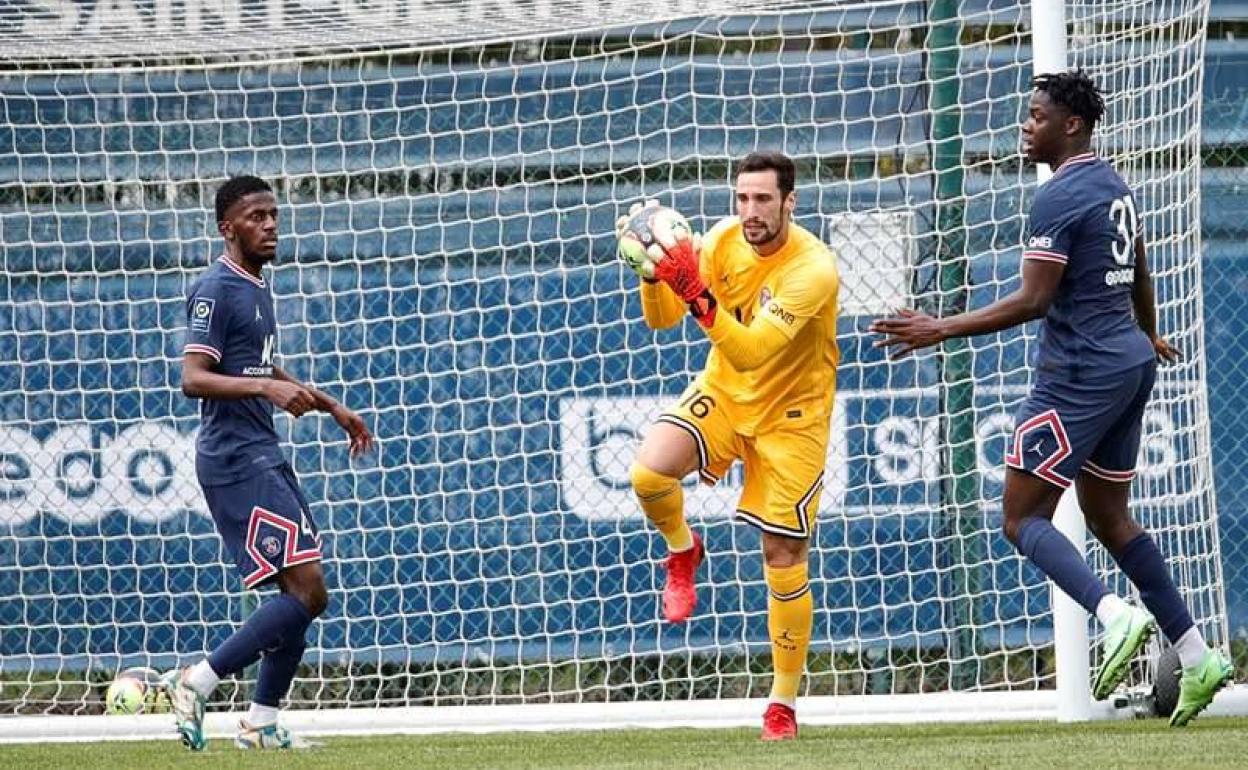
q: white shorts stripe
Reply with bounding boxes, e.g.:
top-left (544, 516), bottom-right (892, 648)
top-left (1083, 461), bottom-right (1135, 482)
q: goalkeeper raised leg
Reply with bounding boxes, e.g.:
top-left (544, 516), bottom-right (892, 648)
top-left (616, 151), bottom-right (840, 741)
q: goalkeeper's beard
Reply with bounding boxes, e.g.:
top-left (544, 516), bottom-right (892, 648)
top-left (742, 219), bottom-right (781, 249)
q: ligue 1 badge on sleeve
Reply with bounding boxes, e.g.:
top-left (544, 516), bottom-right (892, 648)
top-left (191, 298), bottom-right (215, 333)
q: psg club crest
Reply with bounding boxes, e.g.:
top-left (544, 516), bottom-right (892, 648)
top-left (261, 535), bottom-right (282, 557)
top-left (759, 287), bottom-right (772, 308)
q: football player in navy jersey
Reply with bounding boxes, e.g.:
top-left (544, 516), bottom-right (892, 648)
top-left (871, 71), bottom-right (1231, 725)
top-left (165, 175), bottom-right (373, 750)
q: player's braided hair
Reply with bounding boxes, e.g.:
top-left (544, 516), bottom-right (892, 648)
top-left (215, 175), bottom-right (273, 223)
top-left (1032, 69), bottom-right (1105, 131)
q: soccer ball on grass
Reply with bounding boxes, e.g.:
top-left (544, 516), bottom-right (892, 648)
top-left (104, 666), bottom-right (168, 715)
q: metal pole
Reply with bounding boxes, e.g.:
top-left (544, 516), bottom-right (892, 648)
top-left (927, 0), bottom-right (980, 691)
top-left (1030, 0), bottom-right (1091, 723)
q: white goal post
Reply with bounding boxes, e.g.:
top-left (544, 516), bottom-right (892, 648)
top-left (0, 0), bottom-right (1238, 741)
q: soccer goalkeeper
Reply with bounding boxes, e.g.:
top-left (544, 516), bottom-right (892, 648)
top-left (617, 151), bottom-right (840, 741)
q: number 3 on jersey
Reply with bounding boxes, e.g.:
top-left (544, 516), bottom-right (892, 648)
top-left (1109, 195), bottom-right (1138, 266)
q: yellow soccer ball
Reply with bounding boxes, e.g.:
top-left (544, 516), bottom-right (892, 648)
top-left (104, 667), bottom-right (166, 715)
top-left (105, 674), bottom-right (148, 715)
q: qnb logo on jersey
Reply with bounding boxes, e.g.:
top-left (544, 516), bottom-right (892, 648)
top-left (242, 334), bottom-right (276, 377)
top-left (767, 302), bottom-right (796, 326)
top-left (1104, 267), bottom-right (1135, 286)
top-left (1028, 235), bottom-right (1054, 249)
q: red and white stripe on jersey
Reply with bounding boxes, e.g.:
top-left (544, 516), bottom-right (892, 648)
top-left (1022, 249), bottom-right (1068, 264)
top-left (217, 255), bottom-right (266, 287)
top-left (183, 343), bottom-right (222, 362)
top-left (1052, 152), bottom-right (1097, 177)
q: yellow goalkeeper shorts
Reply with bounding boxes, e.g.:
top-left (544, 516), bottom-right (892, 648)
top-left (657, 383), bottom-right (829, 539)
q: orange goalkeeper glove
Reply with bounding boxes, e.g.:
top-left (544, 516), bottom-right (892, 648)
top-left (653, 233), bottom-right (717, 328)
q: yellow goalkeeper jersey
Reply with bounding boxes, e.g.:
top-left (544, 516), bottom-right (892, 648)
top-left (696, 216), bottom-right (841, 435)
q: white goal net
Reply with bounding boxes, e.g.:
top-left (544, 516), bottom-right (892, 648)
top-left (0, 0), bottom-right (1221, 735)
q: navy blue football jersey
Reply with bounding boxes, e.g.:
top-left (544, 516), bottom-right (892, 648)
top-left (1022, 153), bottom-right (1155, 378)
top-left (184, 256), bottom-right (285, 486)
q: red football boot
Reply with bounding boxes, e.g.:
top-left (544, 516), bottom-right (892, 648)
top-left (661, 532), bottom-right (703, 623)
top-left (760, 702), bottom-right (798, 742)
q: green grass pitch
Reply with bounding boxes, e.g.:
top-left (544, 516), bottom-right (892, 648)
top-left (3, 718), bottom-right (1248, 769)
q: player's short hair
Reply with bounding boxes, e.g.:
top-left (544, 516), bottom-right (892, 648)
top-left (1032, 69), bottom-right (1105, 131)
top-left (215, 175), bottom-right (273, 223)
top-left (736, 151), bottom-right (796, 198)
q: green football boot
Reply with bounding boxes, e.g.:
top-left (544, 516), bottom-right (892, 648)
top-left (1092, 605), bottom-right (1156, 701)
top-left (1169, 649), bottom-right (1234, 727)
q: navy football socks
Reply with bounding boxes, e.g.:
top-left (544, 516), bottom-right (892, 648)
top-left (208, 594), bottom-right (313, 678)
top-left (253, 633), bottom-right (308, 708)
top-left (1111, 532), bottom-right (1195, 642)
top-left (1015, 516), bottom-right (1109, 614)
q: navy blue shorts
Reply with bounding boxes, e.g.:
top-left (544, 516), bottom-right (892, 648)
top-left (1005, 360), bottom-right (1156, 489)
top-left (202, 463), bottom-right (322, 589)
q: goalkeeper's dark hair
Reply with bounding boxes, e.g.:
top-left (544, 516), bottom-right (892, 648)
top-left (736, 151), bottom-right (796, 198)
top-left (215, 175), bottom-right (273, 223)
top-left (1032, 70), bottom-right (1105, 131)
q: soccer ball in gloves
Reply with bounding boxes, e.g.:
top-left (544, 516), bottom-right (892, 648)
top-left (616, 203), bottom-right (694, 280)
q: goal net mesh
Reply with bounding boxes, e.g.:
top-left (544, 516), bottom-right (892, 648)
top-left (0, 0), bottom-right (1218, 716)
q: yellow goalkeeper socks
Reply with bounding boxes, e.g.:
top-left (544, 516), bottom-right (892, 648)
top-left (766, 561), bottom-right (812, 706)
top-left (629, 462), bottom-right (693, 552)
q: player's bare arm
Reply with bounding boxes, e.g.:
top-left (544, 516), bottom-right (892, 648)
top-left (870, 258), bottom-right (1064, 357)
top-left (182, 351), bottom-right (316, 417)
top-left (1131, 237), bottom-right (1181, 362)
top-left (271, 365), bottom-right (335, 410)
top-left (272, 365), bottom-right (374, 456)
